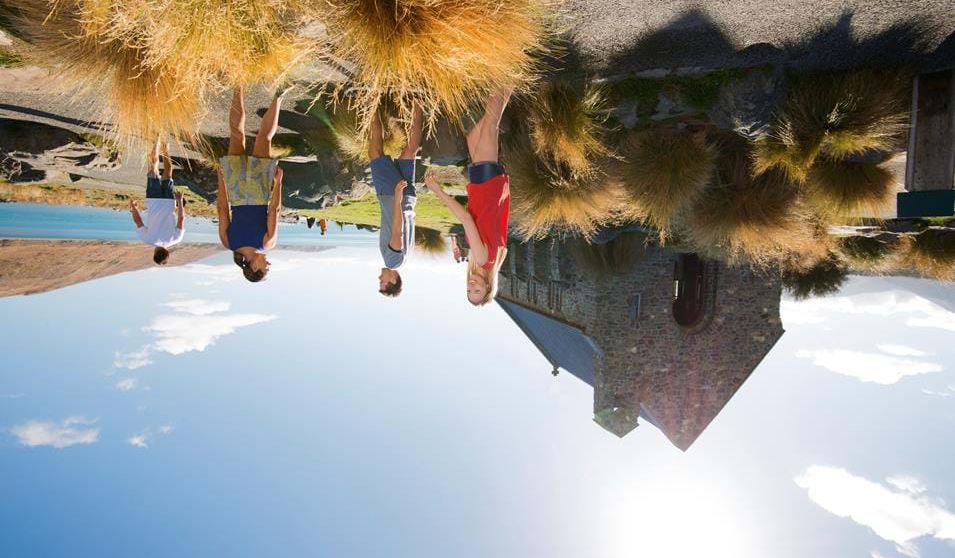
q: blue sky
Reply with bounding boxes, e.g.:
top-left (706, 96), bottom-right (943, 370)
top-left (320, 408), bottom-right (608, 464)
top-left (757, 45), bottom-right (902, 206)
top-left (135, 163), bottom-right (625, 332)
top-left (1, 246), bottom-right (954, 558)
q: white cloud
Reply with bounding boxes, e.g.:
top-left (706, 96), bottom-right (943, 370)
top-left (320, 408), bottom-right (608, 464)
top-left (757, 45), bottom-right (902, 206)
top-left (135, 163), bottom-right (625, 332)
top-left (782, 292), bottom-right (955, 332)
top-left (146, 312), bottom-right (276, 355)
top-left (795, 347), bottom-right (943, 385)
top-left (113, 348), bottom-right (153, 370)
top-left (115, 378), bottom-right (138, 392)
top-left (113, 300), bottom-right (276, 370)
top-left (158, 424), bottom-right (174, 435)
top-left (795, 466), bottom-right (955, 558)
top-left (10, 417), bottom-right (99, 448)
top-left (886, 476), bottom-right (927, 495)
top-left (162, 299), bottom-right (231, 316)
top-left (877, 345), bottom-right (929, 357)
top-left (127, 435), bottom-right (148, 449)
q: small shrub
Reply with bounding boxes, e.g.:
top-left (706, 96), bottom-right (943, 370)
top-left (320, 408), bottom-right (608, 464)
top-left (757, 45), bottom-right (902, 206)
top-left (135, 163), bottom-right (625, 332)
top-left (687, 136), bottom-right (817, 265)
top-left (782, 252), bottom-right (850, 300)
top-left (525, 79), bottom-right (611, 176)
top-left (754, 69), bottom-right (910, 182)
top-left (806, 157), bottom-right (896, 217)
top-left (414, 227), bottom-right (448, 256)
top-left (837, 234), bottom-right (899, 270)
top-left (898, 228), bottom-right (955, 281)
top-left (16, 0), bottom-right (320, 145)
top-left (507, 138), bottom-right (627, 240)
top-left (616, 130), bottom-right (715, 230)
top-left (321, 0), bottom-right (555, 136)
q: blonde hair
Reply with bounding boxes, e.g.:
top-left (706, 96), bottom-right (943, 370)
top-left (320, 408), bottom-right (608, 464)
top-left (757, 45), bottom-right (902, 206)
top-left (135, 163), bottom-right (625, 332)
top-left (467, 246), bottom-right (508, 306)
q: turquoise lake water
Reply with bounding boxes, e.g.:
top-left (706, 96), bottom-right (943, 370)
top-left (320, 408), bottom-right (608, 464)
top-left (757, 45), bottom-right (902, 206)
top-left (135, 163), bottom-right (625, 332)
top-left (0, 203), bottom-right (376, 246)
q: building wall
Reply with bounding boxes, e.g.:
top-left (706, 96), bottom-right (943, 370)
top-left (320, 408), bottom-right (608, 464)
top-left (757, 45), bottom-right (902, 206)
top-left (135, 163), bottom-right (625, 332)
top-left (499, 239), bottom-right (784, 448)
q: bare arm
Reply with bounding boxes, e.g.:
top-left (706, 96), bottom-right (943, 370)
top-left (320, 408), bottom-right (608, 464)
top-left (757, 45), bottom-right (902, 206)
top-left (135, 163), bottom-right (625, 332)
top-left (263, 166), bottom-right (283, 250)
top-left (216, 168), bottom-right (231, 249)
top-left (389, 180), bottom-right (407, 251)
top-left (424, 172), bottom-right (488, 266)
top-left (175, 191), bottom-right (185, 230)
top-left (130, 200), bottom-right (145, 228)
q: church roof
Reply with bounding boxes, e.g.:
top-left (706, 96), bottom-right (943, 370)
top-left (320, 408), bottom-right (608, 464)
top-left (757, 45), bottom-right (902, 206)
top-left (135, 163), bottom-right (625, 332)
top-left (496, 298), bottom-right (601, 385)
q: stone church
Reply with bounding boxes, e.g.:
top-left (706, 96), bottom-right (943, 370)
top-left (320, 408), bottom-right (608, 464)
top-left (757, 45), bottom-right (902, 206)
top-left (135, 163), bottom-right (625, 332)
top-left (496, 236), bottom-right (785, 451)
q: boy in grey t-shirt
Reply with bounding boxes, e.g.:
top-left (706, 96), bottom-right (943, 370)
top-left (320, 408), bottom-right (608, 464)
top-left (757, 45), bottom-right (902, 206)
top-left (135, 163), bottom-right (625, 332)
top-left (369, 105), bottom-right (423, 297)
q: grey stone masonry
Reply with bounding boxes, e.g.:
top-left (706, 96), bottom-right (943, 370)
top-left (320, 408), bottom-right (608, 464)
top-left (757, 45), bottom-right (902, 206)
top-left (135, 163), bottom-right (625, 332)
top-left (499, 239), bottom-right (784, 450)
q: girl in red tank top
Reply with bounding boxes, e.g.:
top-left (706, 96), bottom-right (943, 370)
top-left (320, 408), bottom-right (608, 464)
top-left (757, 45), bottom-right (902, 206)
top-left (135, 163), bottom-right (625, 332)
top-left (425, 87), bottom-right (513, 306)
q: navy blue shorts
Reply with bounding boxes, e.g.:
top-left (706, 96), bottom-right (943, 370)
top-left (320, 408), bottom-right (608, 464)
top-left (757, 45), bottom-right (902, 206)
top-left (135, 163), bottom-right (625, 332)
top-left (370, 156), bottom-right (416, 197)
top-left (468, 162), bottom-right (505, 184)
top-left (146, 176), bottom-right (175, 199)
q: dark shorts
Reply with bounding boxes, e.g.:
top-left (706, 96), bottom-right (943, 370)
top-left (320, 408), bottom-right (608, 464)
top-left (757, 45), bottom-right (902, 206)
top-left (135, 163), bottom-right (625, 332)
top-left (468, 162), bottom-right (505, 184)
top-left (146, 175), bottom-right (175, 199)
top-left (370, 156), bottom-right (416, 197)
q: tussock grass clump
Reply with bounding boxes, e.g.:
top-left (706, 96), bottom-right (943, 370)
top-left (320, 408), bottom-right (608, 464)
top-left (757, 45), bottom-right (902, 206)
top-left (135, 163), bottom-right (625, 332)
top-left (414, 227), bottom-right (448, 256)
top-left (806, 157), bottom-right (896, 217)
top-left (898, 228), bottom-right (955, 281)
top-left (570, 231), bottom-right (648, 276)
top-left (325, 99), bottom-right (408, 165)
top-left (754, 69), bottom-right (910, 182)
top-left (617, 130), bottom-right (715, 230)
top-left (687, 139), bottom-right (816, 264)
top-left (837, 234), bottom-right (900, 270)
top-left (525, 80), bottom-right (611, 176)
top-left (782, 252), bottom-right (850, 300)
top-left (322, 0), bottom-right (555, 134)
top-left (507, 138), bottom-right (628, 240)
top-left (17, 0), bottom-right (319, 145)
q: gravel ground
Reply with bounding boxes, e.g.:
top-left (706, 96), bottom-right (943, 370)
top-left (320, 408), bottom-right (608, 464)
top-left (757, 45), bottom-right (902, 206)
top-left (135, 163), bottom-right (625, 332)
top-left (566, 0), bottom-right (955, 74)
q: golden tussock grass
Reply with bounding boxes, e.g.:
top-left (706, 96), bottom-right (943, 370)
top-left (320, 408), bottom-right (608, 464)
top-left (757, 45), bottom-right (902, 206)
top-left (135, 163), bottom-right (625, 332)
top-left (325, 96), bottom-right (408, 165)
top-left (754, 69), bottom-right (910, 182)
top-left (836, 234), bottom-right (900, 271)
top-left (16, 0), bottom-right (320, 146)
top-left (322, 0), bottom-right (556, 135)
top-left (414, 227), bottom-right (448, 256)
top-left (616, 130), bottom-right (716, 231)
top-left (525, 79), bottom-right (611, 176)
top-left (687, 139), bottom-right (820, 265)
top-left (898, 228), bottom-right (955, 281)
top-left (506, 136), bottom-right (629, 240)
top-left (805, 157), bottom-right (896, 218)
top-left (781, 251), bottom-right (849, 300)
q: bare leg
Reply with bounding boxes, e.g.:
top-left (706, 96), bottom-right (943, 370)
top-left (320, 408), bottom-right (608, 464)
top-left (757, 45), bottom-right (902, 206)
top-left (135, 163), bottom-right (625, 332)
top-left (368, 109), bottom-right (385, 161)
top-left (148, 136), bottom-right (161, 176)
top-left (228, 87), bottom-right (246, 156)
top-left (399, 104), bottom-right (424, 160)
top-left (252, 91), bottom-right (284, 158)
top-left (161, 141), bottom-right (173, 180)
top-left (467, 87), bottom-right (513, 163)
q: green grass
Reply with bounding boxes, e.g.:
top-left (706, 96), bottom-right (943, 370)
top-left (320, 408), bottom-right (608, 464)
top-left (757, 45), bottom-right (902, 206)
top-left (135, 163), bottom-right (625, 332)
top-left (298, 191), bottom-right (460, 232)
top-left (0, 48), bottom-right (23, 67)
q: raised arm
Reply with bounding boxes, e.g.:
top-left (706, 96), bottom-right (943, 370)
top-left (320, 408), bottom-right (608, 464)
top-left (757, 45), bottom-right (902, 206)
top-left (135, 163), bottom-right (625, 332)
top-left (175, 191), bottom-right (185, 230)
top-left (216, 168), bottom-right (231, 249)
top-left (424, 171), bottom-right (488, 266)
top-left (263, 166), bottom-right (283, 250)
top-left (130, 199), bottom-right (145, 228)
top-left (389, 180), bottom-right (407, 251)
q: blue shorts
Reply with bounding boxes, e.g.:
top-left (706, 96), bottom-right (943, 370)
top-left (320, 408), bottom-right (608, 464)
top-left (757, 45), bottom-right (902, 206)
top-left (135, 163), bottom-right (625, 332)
top-left (146, 175), bottom-right (174, 199)
top-left (468, 162), bottom-right (505, 184)
top-left (370, 156), bottom-right (416, 197)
